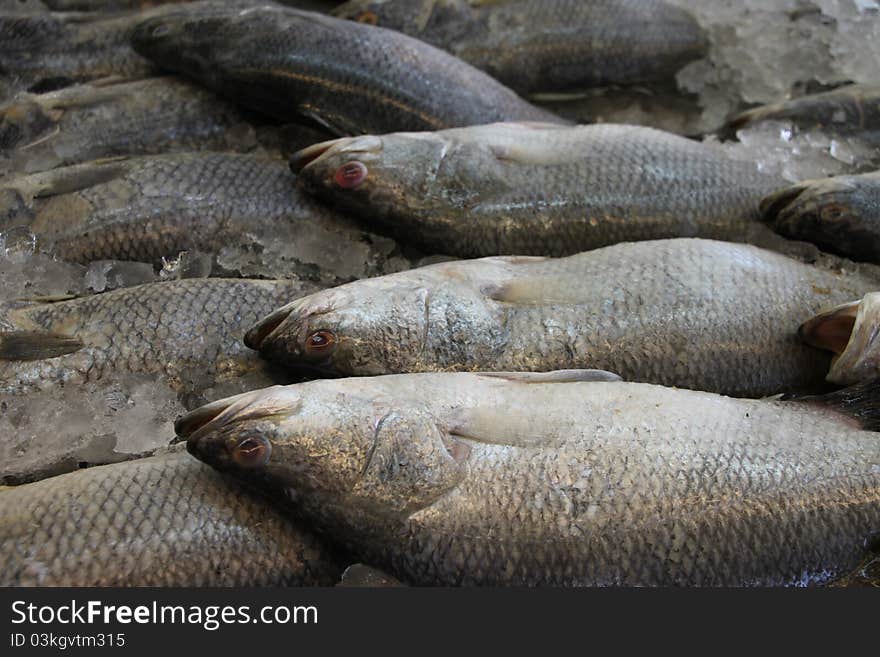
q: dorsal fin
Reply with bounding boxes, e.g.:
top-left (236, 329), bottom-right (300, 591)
top-left (483, 276), bottom-right (590, 305)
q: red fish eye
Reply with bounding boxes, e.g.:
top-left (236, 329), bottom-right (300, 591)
top-left (305, 330), bottom-right (337, 352)
top-left (334, 162), bottom-right (368, 189)
top-left (232, 435), bottom-right (272, 469)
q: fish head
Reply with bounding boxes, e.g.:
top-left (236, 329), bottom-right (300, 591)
top-left (245, 262), bottom-right (505, 375)
top-left (760, 174), bottom-right (880, 260)
top-left (131, 3), bottom-right (268, 83)
top-left (132, 12), bottom-right (219, 81)
top-left (801, 292), bottom-right (880, 386)
top-left (292, 131), bottom-right (487, 219)
top-left (178, 383), bottom-right (468, 519)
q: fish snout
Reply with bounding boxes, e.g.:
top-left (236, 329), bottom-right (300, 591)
top-left (290, 136), bottom-right (382, 174)
top-left (245, 303), bottom-right (297, 351)
top-left (760, 183), bottom-right (811, 226)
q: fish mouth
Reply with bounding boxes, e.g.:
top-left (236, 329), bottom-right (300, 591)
top-left (760, 182), bottom-right (810, 225)
top-left (290, 135), bottom-right (383, 173)
top-left (245, 302), bottom-right (296, 350)
top-left (290, 139), bottom-right (343, 173)
top-left (800, 293), bottom-right (880, 385)
top-left (175, 389), bottom-right (260, 440)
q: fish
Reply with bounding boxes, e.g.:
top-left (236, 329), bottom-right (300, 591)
top-left (178, 371), bottom-right (880, 586)
top-left (333, 0), bottom-right (707, 97)
top-left (0, 450), bottom-right (341, 586)
top-left (338, 564), bottom-right (405, 587)
top-left (0, 10), bottom-right (156, 100)
top-left (38, 1), bottom-right (190, 10)
top-left (0, 0), bottom-right (266, 101)
top-left (291, 122), bottom-right (788, 258)
top-left (800, 291), bottom-right (880, 387)
top-left (727, 84), bottom-right (880, 144)
top-left (245, 238), bottom-right (880, 398)
top-left (0, 277), bottom-right (315, 396)
top-left (130, 4), bottom-right (565, 137)
top-left (760, 171), bottom-right (880, 264)
top-left (0, 76), bottom-right (258, 176)
top-left (0, 152), bottom-right (390, 277)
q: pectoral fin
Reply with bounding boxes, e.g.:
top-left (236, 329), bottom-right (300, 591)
top-left (0, 331), bottom-right (84, 361)
top-left (484, 276), bottom-right (588, 305)
top-left (784, 377), bottom-right (880, 431)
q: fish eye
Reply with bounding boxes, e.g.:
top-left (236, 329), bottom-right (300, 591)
top-left (232, 435), bottom-right (272, 469)
top-left (820, 204), bottom-right (846, 222)
top-left (305, 329), bottom-right (337, 354)
top-left (149, 23), bottom-right (172, 38)
top-left (334, 162), bottom-right (368, 189)
top-left (356, 11), bottom-right (379, 25)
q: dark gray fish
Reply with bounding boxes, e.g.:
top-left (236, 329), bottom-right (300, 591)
top-left (292, 122), bottom-right (787, 258)
top-left (761, 171), bottom-right (880, 264)
top-left (0, 277), bottom-right (313, 395)
top-left (131, 4), bottom-right (564, 136)
top-left (246, 238), bottom-right (880, 398)
top-left (0, 152), bottom-right (392, 280)
top-left (0, 10), bottom-right (156, 100)
top-left (0, 76), bottom-right (258, 175)
top-left (728, 85), bottom-right (880, 144)
top-left (0, 450), bottom-right (342, 586)
top-left (179, 372), bottom-right (880, 586)
top-left (333, 0), bottom-right (707, 96)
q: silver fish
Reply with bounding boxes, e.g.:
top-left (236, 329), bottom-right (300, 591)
top-left (246, 238), bottom-right (879, 398)
top-left (179, 371), bottom-right (880, 586)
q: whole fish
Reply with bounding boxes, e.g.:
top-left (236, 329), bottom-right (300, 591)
top-left (130, 5), bottom-right (564, 137)
top-left (800, 291), bottom-right (880, 387)
top-left (178, 371), bottom-right (880, 586)
top-left (291, 122), bottom-right (786, 258)
top-left (761, 171), bottom-right (880, 264)
top-left (0, 277), bottom-right (314, 395)
top-left (727, 85), bottom-right (880, 144)
top-left (246, 239), bottom-right (880, 398)
top-left (0, 450), bottom-right (341, 586)
top-left (0, 152), bottom-right (391, 278)
top-left (0, 77), bottom-right (257, 175)
top-left (333, 0), bottom-right (707, 97)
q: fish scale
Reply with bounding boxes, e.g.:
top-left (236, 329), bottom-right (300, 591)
top-left (0, 451), bottom-right (341, 586)
top-left (332, 0), bottom-right (706, 95)
top-left (0, 278), bottom-right (312, 394)
top-left (0, 77), bottom-right (256, 176)
top-left (0, 152), bottom-right (362, 264)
